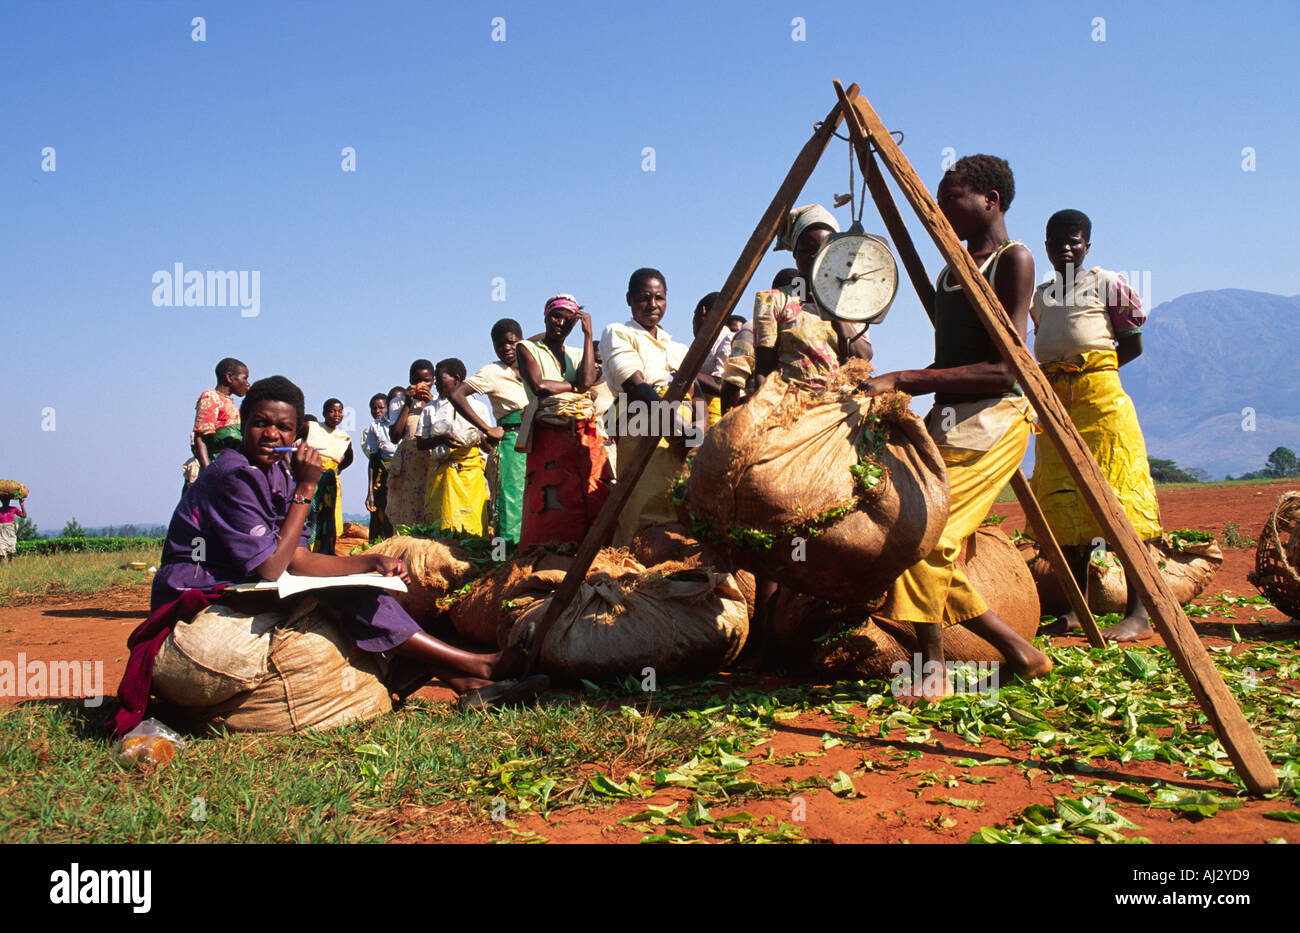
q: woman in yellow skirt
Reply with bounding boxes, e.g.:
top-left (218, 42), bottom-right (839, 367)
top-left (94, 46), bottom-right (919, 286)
top-left (1029, 209), bottom-right (1161, 641)
top-left (415, 359), bottom-right (491, 536)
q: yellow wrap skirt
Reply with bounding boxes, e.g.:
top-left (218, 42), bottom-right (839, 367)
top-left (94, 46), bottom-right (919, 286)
top-left (1029, 349), bottom-right (1162, 547)
top-left (424, 445), bottom-right (490, 536)
top-left (881, 406), bottom-right (1034, 627)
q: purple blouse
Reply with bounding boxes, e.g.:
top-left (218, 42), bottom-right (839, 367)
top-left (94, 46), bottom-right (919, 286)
top-left (152, 450), bottom-right (310, 610)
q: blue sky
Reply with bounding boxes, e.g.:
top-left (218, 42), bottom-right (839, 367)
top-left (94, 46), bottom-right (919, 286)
top-left (2, 0), bottom-right (1297, 529)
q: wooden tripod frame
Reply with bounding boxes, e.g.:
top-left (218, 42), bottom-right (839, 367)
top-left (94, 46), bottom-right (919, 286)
top-left (526, 80), bottom-right (1277, 795)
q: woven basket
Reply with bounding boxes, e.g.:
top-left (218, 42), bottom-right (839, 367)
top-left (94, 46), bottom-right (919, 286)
top-left (1249, 491), bottom-right (1300, 620)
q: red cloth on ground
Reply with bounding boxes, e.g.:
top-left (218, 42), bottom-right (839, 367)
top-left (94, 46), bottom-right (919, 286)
top-left (519, 419), bottom-right (612, 548)
top-left (112, 587), bottom-right (226, 738)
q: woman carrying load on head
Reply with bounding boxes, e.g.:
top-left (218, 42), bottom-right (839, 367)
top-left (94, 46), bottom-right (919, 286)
top-left (752, 205), bottom-right (873, 391)
top-left (307, 398), bottom-right (353, 554)
top-left (415, 359), bottom-right (492, 535)
top-left (114, 375), bottom-right (544, 737)
top-left (448, 319), bottom-right (530, 547)
top-left (514, 295), bottom-right (613, 548)
top-left (600, 268), bottom-right (705, 547)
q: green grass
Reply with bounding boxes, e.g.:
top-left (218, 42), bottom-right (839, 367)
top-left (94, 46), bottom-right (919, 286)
top-left (0, 695), bottom-right (718, 843)
top-left (0, 546), bottom-right (162, 606)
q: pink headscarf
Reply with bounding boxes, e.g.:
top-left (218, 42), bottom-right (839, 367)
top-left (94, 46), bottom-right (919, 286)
top-left (545, 294), bottom-right (582, 316)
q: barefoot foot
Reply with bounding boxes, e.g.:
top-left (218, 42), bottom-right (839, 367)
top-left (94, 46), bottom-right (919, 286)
top-left (1106, 614), bottom-right (1154, 642)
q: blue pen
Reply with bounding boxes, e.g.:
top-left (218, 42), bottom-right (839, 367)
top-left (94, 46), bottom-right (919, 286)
top-left (271, 446), bottom-right (324, 452)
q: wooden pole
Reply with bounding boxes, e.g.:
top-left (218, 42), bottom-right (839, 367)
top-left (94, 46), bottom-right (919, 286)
top-left (838, 96), bottom-right (1105, 648)
top-left (1008, 469), bottom-right (1104, 647)
top-left (523, 86), bottom-right (862, 672)
top-left (834, 80), bottom-right (1276, 794)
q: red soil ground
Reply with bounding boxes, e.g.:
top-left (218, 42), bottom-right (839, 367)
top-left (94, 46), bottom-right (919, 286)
top-left (3, 480), bottom-right (1297, 844)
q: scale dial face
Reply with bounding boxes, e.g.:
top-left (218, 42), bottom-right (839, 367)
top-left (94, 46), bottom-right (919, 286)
top-left (810, 232), bottom-right (899, 324)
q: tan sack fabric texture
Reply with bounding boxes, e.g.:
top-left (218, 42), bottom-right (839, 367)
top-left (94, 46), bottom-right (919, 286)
top-left (366, 535), bottom-right (476, 621)
top-left (152, 596), bottom-right (392, 734)
top-left (502, 550), bottom-right (749, 682)
top-left (684, 361), bottom-right (949, 604)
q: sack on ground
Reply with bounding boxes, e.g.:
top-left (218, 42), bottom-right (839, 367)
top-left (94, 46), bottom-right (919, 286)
top-left (629, 522), bottom-right (757, 619)
top-left (1086, 532), bottom-right (1223, 615)
top-left (815, 527), bottom-right (1039, 681)
top-left (366, 535), bottom-right (476, 622)
top-left (449, 547), bottom-right (575, 647)
top-left (683, 361), bottom-right (949, 604)
top-left (502, 550), bottom-right (749, 682)
top-left (152, 596), bottom-right (392, 734)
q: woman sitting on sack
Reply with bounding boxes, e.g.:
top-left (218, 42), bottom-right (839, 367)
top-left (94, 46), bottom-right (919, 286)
top-left (115, 375), bottom-right (544, 737)
top-left (514, 295), bottom-right (613, 548)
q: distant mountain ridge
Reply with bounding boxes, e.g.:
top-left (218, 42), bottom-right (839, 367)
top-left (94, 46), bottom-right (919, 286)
top-left (1120, 289), bottom-right (1300, 479)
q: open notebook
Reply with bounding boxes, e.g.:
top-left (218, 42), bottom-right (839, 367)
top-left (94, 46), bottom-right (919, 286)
top-left (228, 572), bottom-right (408, 599)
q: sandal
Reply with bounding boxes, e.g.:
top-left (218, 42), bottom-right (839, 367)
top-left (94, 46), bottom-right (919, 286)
top-left (455, 674), bottom-right (550, 712)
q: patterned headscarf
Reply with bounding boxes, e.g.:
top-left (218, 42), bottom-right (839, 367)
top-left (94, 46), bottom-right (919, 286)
top-left (775, 204), bottom-right (840, 252)
top-left (544, 294), bottom-right (582, 316)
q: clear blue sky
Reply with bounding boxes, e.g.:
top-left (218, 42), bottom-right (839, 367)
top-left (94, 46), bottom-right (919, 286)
top-left (3, 0), bottom-right (1297, 529)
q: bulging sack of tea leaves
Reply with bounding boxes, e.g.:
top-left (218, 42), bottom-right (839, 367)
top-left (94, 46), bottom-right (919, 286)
top-left (366, 535), bottom-right (476, 622)
top-left (153, 596), bottom-right (391, 735)
top-left (1250, 491), bottom-right (1300, 619)
top-left (1015, 538), bottom-right (1068, 615)
top-left (630, 522), bottom-right (757, 619)
top-left (816, 527), bottom-right (1040, 681)
top-left (449, 546), bottom-right (576, 647)
top-left (503, 550), bottom-right (749, 683)
top-left (683, 361), bottom-right (949, 603)
top-left (385, 440), bottom-right (434, 529)
top-left (1087, 531), bottom-right (1223, 615)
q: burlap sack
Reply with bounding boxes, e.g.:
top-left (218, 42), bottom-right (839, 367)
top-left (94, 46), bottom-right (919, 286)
top-left (366, 535), bottom-right (476, 622)
top-left (152, 603), bottom-right (279, 707)
top-left (1250, 491), bottom-right (1300, 619)
top-left (684, 362), bottom-right (949, 604)
top-left (1086, 533), bottom-right (1224, 615)
top-left (815, 527), bottom-right (1040, 680)
top-left (502, 551), bottom-right (749, 683)
top-left (1015, 539), bottom-right (1069, 615)
top-left (385, 440), bottom-right (433, 529)
top-left (153, 596), bottom-right (392, 734)
top-left (629, 522), bottom-right (757, 618)
top-left (449, 547), bottom-right (575, 647)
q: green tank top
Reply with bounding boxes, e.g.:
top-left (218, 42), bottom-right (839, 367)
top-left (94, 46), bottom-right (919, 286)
top-left (933, 241), bottom-right (1023, 405)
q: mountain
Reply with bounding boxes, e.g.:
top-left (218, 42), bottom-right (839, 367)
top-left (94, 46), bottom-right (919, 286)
top-left (1120, 289), bottom-right (1300, 479)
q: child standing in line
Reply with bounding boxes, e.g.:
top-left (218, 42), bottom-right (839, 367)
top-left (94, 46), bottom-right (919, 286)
top-left (193, 357), bottom-right (250, 470)
top-left (307, 398), bottom-right (354, 553)
top-left (416, 359), bottom-right (492, 535)
top-left (1029, 209), bottom-right (1161, 641)
top-left (362, 393), bottom-right (399, 542)
top-left (449, 319), bottom-right (530, 545)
